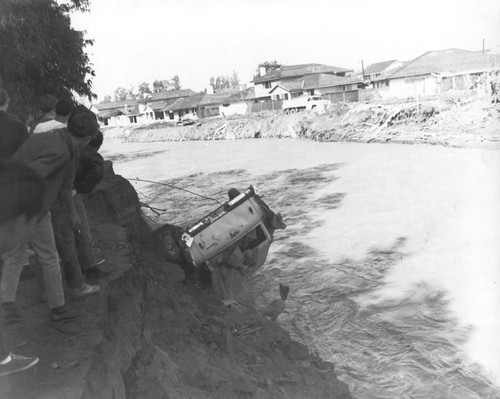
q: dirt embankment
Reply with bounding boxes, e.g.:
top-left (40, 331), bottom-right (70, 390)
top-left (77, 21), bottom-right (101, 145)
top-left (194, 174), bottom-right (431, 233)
top-left (103, 95), bottom-right (500, 149)
top-left (81, 165), bottom-right (353, 398)
top-left (1, 164), bottom-right (351, 398)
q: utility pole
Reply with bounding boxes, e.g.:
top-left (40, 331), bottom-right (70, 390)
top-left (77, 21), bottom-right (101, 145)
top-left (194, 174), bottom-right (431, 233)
top-left (361, 60), bottom-right (366, 81)
top-left (482, 38), bottom-right (485, 53)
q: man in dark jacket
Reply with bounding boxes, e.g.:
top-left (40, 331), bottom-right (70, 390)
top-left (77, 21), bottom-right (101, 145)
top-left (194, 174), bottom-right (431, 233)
top-left (0, 89), bottom-right (29, 159)
top-left (0, 160), bottom-right (44, 377)
top-left (52, 128), bottom-right (105, 286)
top-left (1, 110), bottom-right (98, 322)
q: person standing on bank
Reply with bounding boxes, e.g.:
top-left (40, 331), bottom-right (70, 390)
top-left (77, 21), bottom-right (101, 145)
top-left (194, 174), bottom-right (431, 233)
top-left (50, 109), bottom-right (101, 298)
top-left (0, 160), bottom-right (45, 377)
top-left (31, 94), bottom-right (57, 134)
top-left (0, 110), bottom-right (99, 322)
top-left (33, 98), bottom-right (73, 134)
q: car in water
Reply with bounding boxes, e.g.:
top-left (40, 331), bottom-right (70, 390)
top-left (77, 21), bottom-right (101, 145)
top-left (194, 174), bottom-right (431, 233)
top-left (179, 186), bottom-right (285, 274)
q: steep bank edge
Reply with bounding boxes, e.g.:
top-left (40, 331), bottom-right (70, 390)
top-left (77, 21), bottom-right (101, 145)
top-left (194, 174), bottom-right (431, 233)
top-left (80, 163), bottom-right (353, 399)
top-left (104, 97), bottom-right (500, 149)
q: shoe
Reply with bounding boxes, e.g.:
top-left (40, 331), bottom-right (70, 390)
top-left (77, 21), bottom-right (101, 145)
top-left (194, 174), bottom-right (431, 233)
top-left (0, 353), bottom-right (39, 378)
top-left (72, 283), bottom-right (100, 299)
top-left (1, 302), bottom-right (22, 324)
top-left (50, 307), bottom-right (84, 323)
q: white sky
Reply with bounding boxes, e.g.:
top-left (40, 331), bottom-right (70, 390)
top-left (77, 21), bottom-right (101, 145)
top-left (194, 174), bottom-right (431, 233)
top-left (70, 0), bottom-right (500, 100)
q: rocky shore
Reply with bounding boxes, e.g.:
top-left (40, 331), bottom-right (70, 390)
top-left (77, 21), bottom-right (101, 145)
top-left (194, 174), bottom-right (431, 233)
top-left (103, 95), bottom-right (500, 149)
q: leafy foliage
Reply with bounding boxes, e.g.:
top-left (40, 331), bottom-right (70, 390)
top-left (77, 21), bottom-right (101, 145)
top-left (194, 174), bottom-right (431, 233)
top-left (171, 75), bottom-right (181, 91)
top-left (152, 75), bottom-right (182, 93)
top-left (0, 0), bottom-right (95, 119)
top-left (138, 82), bottom-right (152, 96)
top-left (254, 60), bottom-right (282, 79)
top-left (113, 87), bottom-right (129, 102)
top-left (209, 71), bottom-right (239, 93)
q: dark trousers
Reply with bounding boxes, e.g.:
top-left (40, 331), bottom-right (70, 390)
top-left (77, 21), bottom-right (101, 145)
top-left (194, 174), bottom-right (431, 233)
top-left (51, 197), bottom-right (84, 289)
top-left (74, 194), bottom-right (96, 271)
top-left (0, 319), bottom-right (7, 359)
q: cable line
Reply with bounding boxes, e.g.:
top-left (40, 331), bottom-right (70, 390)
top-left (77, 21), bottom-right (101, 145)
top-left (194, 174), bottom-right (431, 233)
top-left (126, 177), bottom-right (223, 205)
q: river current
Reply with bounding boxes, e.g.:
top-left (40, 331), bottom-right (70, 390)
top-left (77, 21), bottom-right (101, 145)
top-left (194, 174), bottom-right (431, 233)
top-left (101, 137), bottom-right (500, 399)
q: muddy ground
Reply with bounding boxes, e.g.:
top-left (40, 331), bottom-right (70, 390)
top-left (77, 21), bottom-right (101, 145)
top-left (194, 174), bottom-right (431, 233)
top-left (0, 166), bottom-right (352, 399)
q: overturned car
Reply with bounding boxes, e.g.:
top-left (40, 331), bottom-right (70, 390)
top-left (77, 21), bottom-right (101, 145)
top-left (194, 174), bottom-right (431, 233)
top-left (156, 186), bottom-right (285, 299)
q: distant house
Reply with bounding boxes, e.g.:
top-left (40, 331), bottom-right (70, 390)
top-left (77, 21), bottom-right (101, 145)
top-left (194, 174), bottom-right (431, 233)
top-left (164, 93), bottom-right (205, 121)
top-left (165, 88), bottom-right (255, 120)
top-left (200, 88), bottom-right (254, 117)
top-left (95, 89), bottom-right (195, 126)
top-left (94, 100), bottom-right (155, 126)
top-left (268, 73), bottom-right (366, 103)
top-left (252, 63), bottom-right (352, 100)
top-left (363, 60), bottom-right (404, 81)
top-left (143, 89), bottom-right (196, 120)
top-left (372, 48), bottom-right (500, 98)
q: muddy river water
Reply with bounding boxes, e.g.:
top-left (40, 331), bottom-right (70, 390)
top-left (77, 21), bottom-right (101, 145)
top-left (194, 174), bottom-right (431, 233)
top-left (102, 137), bottom-right (500, 399)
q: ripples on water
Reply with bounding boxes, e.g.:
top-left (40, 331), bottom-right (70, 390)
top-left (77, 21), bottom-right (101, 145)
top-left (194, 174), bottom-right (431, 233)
top-left (109, 143), bottom-right (500, 399)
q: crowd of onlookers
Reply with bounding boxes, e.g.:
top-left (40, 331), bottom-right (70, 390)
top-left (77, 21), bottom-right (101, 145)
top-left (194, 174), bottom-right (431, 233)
top-left (0, 89), bottom-right (106, 377)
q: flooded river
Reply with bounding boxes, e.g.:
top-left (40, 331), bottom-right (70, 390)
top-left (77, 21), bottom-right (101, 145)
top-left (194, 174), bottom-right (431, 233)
top-left (102, 137), bottom-right (500, 399)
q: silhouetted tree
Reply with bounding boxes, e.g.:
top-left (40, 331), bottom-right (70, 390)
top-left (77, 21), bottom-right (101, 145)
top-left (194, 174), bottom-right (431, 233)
top-left (0, 0), bottom-right (95, 119)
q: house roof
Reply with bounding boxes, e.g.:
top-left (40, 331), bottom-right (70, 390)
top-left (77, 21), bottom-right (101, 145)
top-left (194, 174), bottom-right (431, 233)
top-left (253, 63), bottom-right (352, 83)
top-left (303, 73), bottom-right (363, 89)
top-left (269, 74), bottom-right (363, 94)
top-left (94, 100), bottom-right (142, 118)
top-left (199, 91), bottom-right (237, 106)
top-left (364, 60), bottom-right (397, 75)
top-left (241, 87), bottom-right (255, 100)
top-left (269, 81), bottom-right (304, 93)
top-left (98, 108), bottom-right (124, 119)
top-left (146, 89), bottom-right (196, 101)
top-left (374, 48), bottom-right (500, 81)
top-left (94, 100), bottom-right (137, 111)
top-left (165, 94), bottom-right (204, 111)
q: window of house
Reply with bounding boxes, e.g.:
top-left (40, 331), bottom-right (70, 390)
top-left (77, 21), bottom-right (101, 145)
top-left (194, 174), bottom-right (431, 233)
top-left (264, 82), bottom-right (272, 89)
top-left (385, 81), bottom-right (389, 87)
top-left (284, 93), bottom-right (289, 100)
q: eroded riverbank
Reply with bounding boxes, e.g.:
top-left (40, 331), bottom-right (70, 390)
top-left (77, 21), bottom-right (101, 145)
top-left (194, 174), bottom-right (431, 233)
top-left (103, 95), bottom-right (500, 150)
